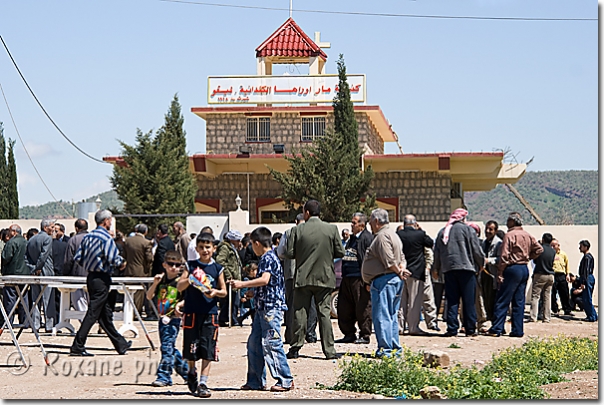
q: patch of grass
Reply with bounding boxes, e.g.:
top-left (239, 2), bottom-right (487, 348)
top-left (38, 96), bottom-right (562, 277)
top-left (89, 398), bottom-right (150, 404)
top-left (448, 343), bottom-right (461, 349)
top-left (328, 335), bottom-right (598, 399)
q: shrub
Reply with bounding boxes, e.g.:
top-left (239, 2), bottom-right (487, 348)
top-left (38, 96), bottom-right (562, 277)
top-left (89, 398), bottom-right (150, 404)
top-left (329, 335), bottom-right (598, 399)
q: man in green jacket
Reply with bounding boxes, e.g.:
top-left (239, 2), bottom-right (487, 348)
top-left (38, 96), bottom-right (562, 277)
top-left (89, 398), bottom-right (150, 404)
top-left (285, 200), bottom-right (345, 359)
top-left (216, 229), bottom-right (243, 326)
top-left (2, 224), bottom-right (29, 327)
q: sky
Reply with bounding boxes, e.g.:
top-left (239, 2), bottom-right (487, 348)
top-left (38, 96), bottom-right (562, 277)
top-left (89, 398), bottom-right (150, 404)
top-left (0, 0), bottom-right (598, 207)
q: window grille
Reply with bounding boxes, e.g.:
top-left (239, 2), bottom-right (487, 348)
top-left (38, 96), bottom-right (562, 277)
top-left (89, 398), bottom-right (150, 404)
top-left (246, 117), bottom-right (271, 142)
top-left (301, 117), bottom-right (326, 141)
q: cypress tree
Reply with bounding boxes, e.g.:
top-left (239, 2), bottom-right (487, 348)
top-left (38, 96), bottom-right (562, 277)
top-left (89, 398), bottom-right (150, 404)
top-left (7, 139), bottom-right (18, 218)
top-left (270, 55), bottom-right (375, 222)
top-left (0, 124), bottom-right (8, 218)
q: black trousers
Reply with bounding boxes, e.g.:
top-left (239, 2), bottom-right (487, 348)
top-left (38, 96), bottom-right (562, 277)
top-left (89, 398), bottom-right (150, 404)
top-left (2, 286), bottom-right (28, 326)
top-left (70, 272), bottom-right (129, 354)
top-left (551, 273), bottom-right (571, 313)
top-left (444, 271), bottom-right (477, 334)
top-left (337, 276), bottom-right (372, 339)
top-left (432, 282), bottom-right (445, 320)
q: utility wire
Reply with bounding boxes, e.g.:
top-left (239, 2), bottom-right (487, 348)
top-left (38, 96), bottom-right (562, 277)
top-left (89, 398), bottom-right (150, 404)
top-left (0, 35), bottom-right (108, 165)
top-left (159, 0), bottom-right (596, 21)
top-left (0, 81), bottom-right (73, 218)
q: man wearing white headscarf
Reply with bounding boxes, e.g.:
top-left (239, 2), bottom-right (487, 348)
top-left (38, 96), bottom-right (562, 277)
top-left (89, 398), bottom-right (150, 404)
top-left (216, 229), bottom-right (243, 326)
top-left (433, 208), bottom-right (485, 337)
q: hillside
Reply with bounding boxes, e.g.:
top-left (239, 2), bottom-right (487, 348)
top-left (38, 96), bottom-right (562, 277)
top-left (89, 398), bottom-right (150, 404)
top-left (464, 170), bottom-right (598, 226)
top-left (19, 190), bottom-right (124, 219)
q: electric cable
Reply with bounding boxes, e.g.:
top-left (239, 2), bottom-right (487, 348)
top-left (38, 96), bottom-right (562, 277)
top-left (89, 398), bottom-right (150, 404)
top-left (159, 0), bottom-right (596, 21)
top-left (0, 35), bottom-right (107, 165)
top-left (0, 81), bottom-right (73, 218)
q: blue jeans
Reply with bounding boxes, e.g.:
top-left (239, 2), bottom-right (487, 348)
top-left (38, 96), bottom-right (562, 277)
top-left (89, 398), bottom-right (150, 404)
top-left (156, 318), bottom-right (189, 384)
top-left (246, 308), bottom-right (293, 389)
top-left (370, 273), bottom-right (403, 357)
top-left (582, 274), bottom-right (598, 321)
top-left (444, 270), bottom-right (477, 335)
top-left (490, 264), bottom-right (529, 336)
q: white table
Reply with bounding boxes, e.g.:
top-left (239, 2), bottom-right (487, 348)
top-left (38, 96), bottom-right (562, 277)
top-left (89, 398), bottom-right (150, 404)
top-left (54, 284), bottom-right (144, 336)
top-left (0, 275), bottom-right (157, 364)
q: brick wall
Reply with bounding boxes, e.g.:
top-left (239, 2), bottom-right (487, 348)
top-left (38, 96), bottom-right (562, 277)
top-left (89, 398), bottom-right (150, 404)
top-left (205, 112), bottom-right (384, 155)
top-left (369, 172), bottom-right (452, 222)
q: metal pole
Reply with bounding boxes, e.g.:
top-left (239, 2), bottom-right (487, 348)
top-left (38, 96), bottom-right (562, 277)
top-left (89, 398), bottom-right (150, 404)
top-left (228, 283), bottom-right (232, 328)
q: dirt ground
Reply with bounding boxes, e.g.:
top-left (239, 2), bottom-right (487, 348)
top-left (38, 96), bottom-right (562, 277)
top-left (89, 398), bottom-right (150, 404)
top-left (0, 312), bottom-right (597, 400)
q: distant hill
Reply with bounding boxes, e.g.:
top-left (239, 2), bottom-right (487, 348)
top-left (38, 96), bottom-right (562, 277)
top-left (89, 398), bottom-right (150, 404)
top-left (19, 190), bottom-right (124, 219)
top-left (464, 170), bottom-right (598, 226)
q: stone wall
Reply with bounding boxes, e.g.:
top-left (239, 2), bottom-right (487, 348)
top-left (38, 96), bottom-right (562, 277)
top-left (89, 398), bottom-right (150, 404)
top-left (196, 170), bottom-right (451, 223)
top-left (369, 172), bottom-right (452, 222)
top-left (196, 173), bottom-right (283, 223)
top-left (205, 112), bottom-right (384, 155)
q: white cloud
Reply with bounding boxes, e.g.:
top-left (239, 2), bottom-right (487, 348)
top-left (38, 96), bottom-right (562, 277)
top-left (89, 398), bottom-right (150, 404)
top-left (16, 141), bottom-right (59, 160)
top-left (17, 171), bottom-right (38, 187)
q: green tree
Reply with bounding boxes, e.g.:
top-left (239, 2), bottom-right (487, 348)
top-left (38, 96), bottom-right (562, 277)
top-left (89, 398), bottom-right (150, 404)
top-left (269, 55), bottom-right (375, 222)
top-left (110, 95), bottom-right (196, 232)
top-left (7, 139), bottom-right (18, 218)
top-left (0, 123), bottom-right (7, 218)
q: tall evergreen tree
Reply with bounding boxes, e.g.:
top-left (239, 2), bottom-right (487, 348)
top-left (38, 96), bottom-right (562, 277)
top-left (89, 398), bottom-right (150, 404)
top-left (0, 124), bottom-right (9, 218)
top-left (110, 94), bottom-right (196, 232)
top-left (270, 55), bottom-right (375, 222)
top-left (7, 139), bottom-right (18, 218)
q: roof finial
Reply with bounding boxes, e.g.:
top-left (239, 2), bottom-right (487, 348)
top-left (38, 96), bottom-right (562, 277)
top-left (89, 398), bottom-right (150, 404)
top-left (289, 0), bottom-right (292, 18)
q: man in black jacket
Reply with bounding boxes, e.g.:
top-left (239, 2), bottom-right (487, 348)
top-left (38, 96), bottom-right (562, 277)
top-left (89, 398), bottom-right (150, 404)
top-left (433, 209), bottom-right (485, 337)
top-left (335, 213), bottom-right (374, 344)
top-left (152, 224), bottom-right (175, 277)
top-left (396, 215), bottom-right (435, 336)
top-left (528, 233), bottom-right (556, 323)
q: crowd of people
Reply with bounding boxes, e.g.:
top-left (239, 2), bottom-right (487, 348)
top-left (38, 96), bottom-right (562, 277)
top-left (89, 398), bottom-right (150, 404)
top-left (0, 203), bottom-right (597, 397)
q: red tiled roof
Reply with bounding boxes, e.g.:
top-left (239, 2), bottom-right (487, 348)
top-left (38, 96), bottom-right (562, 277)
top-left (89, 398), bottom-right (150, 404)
top-left (256, 18), bottom-right (327, 60)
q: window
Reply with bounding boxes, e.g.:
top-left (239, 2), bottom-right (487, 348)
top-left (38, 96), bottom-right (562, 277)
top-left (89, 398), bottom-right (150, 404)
top-left (301, 117), bottom-right (326, 141)
top-left (246, 117), bottom-right (271, 142)
top-left (260, 210), bottom-right (290, 224)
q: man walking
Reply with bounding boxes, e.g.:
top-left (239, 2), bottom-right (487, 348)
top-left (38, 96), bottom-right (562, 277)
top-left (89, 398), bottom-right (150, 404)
top-left (578, 240), bottom-right (597, 322)
top-left (336, 213), bottom-right (373, 344)
top-left (26, 219), bottom-right (57, 332)
top-left (528, 233), bottom-right (555, 323)
top-left (123, 224), bottom-right (154, 313)
top-left (276, 213), bottom-right (318, 345)
top-left (550, 239), bottom-right (571, 316)
top-left (433, 209), bottom-right (484, 337)
top-left (69, 210), bottom-right (131, 357)
top-left (64, 219), bottom-right (90, 311)
top-left (285, 200), bottom-right (345, 360)
top-left (487, 212), bottom-right (543, 338)
top-left (173, 221), bottom-right (191, 261)
top-left (396, 215), bottom-right (435, 336)
top-left (2, 225), bottom-right (29, 326)
top-left (361, 208), bottom-right (410, 358)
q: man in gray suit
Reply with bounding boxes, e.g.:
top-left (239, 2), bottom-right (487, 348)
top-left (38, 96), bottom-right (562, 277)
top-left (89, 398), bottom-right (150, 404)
top-left (285, 200), bottom-right (345, 360)
top-left (26, 219), bottom-right (57, 332)
top-left (64, 219), bottom-right (90, 311)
